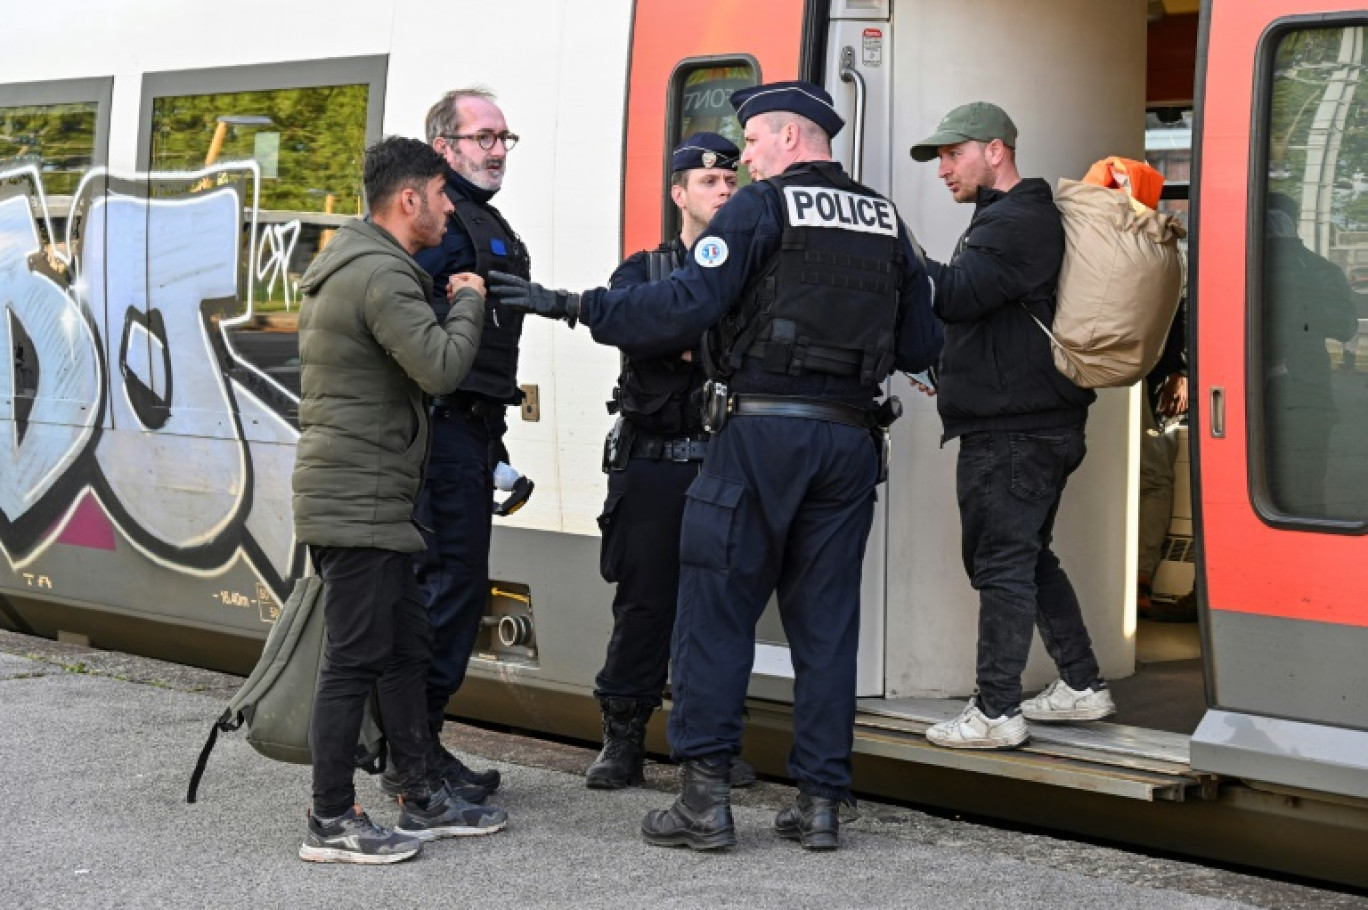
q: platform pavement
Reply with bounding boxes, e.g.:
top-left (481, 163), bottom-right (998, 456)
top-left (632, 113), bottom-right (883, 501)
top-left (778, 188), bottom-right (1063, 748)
top-left (0, 632), bottom-right (1363, 910)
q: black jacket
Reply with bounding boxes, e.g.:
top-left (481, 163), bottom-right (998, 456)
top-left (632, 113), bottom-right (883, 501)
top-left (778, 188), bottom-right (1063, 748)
top-left (413, 168), bottom-right (528, 406)
top-left (928, 178), bottom-right (1093, 441)
top-left (609, 238), bottom-right (707, 437)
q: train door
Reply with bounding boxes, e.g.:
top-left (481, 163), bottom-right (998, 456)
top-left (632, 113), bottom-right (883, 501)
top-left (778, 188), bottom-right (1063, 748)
top-left (1190, 0), bottom-right (1368, 798)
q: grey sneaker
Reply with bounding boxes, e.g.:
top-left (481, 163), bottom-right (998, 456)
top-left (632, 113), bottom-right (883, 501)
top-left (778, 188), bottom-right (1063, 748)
top-left (380, 767), bottom-right (489, 805)
top-left (299, 806), bottom-right (421, 864)
top-left (395, 784), bottom-right (508, 840)
top-left (926, 701), bottom-right (1029, 750)
top-left (1021, 679), bottom-right (1116, 722)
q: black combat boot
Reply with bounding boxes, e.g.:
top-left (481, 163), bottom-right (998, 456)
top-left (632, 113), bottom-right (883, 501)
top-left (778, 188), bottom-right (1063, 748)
top-left (729, 757), bottom-right (758, 788)
top-left (585, 698), bottom-right (653, 790)
top-left (774, 793), bottom-right (840, 850)
top-left (640, 757), bottom-right (736, 850)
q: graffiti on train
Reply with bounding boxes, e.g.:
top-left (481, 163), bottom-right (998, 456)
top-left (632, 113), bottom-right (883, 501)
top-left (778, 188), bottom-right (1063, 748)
top-left (0, 163), bottom-right (300, 595)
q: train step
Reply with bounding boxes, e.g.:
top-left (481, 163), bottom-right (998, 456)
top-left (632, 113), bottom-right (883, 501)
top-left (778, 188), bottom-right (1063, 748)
top-left (853, 697), bottom-right (1203, 802)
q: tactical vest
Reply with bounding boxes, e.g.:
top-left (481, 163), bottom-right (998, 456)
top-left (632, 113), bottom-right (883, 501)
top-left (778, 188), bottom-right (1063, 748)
top-left (707, 164), bottom-right (903, 386)
top-left (614, 242), bottom-right (708, 437)
top-left (449, 189), bottom-right (531, 403)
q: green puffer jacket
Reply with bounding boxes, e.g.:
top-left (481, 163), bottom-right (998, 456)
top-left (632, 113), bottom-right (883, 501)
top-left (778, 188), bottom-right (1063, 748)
top-left (292, 218), bottom-right (484, 552)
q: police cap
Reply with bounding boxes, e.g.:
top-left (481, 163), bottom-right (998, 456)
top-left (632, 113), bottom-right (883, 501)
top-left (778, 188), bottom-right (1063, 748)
top-left (729, 80), bottom-right (845, 138)
top-left (671, 132), bottom-right (740, 173)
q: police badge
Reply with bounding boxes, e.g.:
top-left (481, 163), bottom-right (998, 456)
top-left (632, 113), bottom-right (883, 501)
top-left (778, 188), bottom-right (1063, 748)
top-left (701, 151), bottom-right (718, 168)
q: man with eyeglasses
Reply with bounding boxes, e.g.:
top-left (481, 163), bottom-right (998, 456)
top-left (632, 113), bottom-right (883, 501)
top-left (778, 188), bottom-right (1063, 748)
top-left (377, 87), bottom-right (528, 812)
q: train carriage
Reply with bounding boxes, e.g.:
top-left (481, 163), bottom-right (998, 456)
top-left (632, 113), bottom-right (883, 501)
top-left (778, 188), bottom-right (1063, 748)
top-left (1, 0), bottom-right (1365, 886)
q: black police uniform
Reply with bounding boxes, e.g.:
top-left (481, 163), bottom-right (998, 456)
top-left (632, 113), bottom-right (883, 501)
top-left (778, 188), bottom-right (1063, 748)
top-left (577, 159), bottom-right (942, 802)
top-left (595, 237), bottom-right (707, 708)
top-left (412, 166), bottom-right (530, 763)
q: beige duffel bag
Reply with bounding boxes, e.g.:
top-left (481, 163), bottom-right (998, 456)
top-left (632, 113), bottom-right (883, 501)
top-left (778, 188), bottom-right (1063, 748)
top-left (1031, 179), bottom-right (1186, 388)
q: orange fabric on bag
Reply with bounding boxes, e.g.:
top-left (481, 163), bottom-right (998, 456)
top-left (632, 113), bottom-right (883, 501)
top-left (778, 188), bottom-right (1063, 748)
top-left (1081, 156), bottom-right (1165, 210)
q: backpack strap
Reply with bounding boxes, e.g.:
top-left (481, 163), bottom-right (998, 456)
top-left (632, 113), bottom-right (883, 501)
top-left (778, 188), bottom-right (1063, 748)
top-left (1023, 301), bottom-right (1062, 350)
top-left (186, 708), bottom-right (242, 803)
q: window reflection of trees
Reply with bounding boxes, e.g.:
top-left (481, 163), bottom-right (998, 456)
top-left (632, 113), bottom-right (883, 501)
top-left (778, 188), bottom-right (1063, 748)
top-left (0, 102), bottom-right (97, 195)
top-left (149, 85), bottom-right (367, 215)
top-left (149, 83), bottom-right (371, 408)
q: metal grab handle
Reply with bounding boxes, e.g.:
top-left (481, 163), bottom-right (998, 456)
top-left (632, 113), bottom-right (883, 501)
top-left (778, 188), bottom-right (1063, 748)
top-left (839, 46), bottom-right (867, 183)
top-left (1210, 386), bottom-right (1225, 438)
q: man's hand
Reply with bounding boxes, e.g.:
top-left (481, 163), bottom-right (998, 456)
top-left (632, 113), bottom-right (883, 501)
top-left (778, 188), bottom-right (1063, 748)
top-left (448, 272), bottom-right (486, 301)
top-left (488, 270), bottom-right (580, 327)
top-left (1158, 373), bottom-right (1188, 417)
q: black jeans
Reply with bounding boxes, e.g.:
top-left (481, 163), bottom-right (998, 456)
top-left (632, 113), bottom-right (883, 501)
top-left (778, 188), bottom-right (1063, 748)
top-left (956, 428), bottom-right (1101, 719)
top-left (310, 546), bottom-right (432, 817)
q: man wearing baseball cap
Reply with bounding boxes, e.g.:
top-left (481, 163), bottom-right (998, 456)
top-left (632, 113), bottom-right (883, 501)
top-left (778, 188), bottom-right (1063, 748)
top-left (489, 80), bottom-right (942, 851)
top-left (585, 132), bottom-right (756, 794)
top-left (910, 102), bottom-right (1113, 752)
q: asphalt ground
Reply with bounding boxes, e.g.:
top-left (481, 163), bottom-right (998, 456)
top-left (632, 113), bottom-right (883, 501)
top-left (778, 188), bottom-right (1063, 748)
top-left (1, 630), bottom-right (1364, 910)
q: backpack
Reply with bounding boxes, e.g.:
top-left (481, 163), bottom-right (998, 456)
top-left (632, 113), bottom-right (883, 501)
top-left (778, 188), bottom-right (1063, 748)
top-left (185, 573), bottom-right (385, 803)
top-left (1030, 178), bottom-right (1186, 388)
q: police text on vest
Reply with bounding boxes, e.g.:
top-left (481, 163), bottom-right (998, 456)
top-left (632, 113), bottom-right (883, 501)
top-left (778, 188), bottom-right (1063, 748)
top-left (783, 186), bottom-right (897, 237)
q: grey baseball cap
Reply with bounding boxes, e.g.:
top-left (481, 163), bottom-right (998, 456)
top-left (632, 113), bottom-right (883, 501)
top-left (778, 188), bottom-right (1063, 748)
top-left (909, 101), bottom-right (1018, 162)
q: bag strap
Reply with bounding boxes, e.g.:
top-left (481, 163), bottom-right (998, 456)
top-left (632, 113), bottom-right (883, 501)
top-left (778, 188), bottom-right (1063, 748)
top-left (1023, 301), bottom-right (1063, 351)
top-left (186, 708), bottom-right (241, 803)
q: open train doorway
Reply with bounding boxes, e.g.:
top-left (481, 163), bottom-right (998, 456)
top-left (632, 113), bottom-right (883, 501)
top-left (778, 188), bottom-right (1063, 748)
top-left (847, 0), bottom-right (1212, 770)
top-left (1104, 3), bottom-right (1205, 738)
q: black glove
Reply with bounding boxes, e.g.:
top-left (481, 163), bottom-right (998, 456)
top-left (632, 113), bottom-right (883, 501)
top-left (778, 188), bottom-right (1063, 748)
top-left (488, 270), bottom-right (580, 327)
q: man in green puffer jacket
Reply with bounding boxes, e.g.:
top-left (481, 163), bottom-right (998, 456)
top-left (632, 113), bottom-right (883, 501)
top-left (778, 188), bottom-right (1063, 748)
top-left (292, 136), bottom-right (503, 865)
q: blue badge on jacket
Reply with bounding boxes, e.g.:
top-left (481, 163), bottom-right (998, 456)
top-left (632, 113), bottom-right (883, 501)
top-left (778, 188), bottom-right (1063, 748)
top-left (491, 239), bottom-right (507, 256)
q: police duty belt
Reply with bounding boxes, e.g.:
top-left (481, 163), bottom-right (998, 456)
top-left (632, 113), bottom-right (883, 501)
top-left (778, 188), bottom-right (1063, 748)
top-left (729, 395), bottom-right (878, 430)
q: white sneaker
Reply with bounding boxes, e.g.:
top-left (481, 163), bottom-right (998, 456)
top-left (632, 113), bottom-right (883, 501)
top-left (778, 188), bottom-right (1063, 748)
top-left (1020, 679), bottom-right (1116, 722)
top-left (926, 701), bottom-right (1029, 750)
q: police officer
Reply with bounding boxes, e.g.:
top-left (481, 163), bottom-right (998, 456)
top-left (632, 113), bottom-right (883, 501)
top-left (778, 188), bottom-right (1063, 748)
top-left (490, 81), bottom-right (942, 852)
top-left (588, 133), bottom-right (755, 792)
top-left (383, 87), bottom-right (529, 805)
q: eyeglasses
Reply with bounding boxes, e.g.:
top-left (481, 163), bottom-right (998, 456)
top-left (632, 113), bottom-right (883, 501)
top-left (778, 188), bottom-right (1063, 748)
top-left (442, 131), bottom-right (519, 151)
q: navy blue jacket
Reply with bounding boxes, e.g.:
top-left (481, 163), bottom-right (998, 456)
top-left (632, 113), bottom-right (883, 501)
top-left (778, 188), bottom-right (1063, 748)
top-left (580, 160), bottom-right (941, 403)
top-left (928, 178), bottom-right (1093, 441)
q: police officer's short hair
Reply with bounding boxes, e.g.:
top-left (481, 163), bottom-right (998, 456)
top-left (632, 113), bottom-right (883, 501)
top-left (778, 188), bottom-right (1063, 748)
top-left (426, 86), bottom-right (499, 143)
top-left (756, 111), bottom-right (831, 154)
top-left (364, 136), bottom-right (447, 211)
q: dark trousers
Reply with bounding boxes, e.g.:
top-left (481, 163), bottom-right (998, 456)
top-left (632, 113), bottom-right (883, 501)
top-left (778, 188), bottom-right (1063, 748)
top-left (956, 428), bottom-right (1101, 719)
top-left (667, 417), bottom-right (877, 801)
top-left (310, 546), bottom-right (431, 817)
top-left (594, 456), bottom-right (700, 706)
top-left (415, 412), bottom-right (493, 732)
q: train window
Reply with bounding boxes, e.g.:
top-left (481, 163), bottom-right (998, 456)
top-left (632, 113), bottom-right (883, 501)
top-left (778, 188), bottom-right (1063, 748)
top-left (0, 77), bottom-right (110, 187)
top-left (138, 57), bottom-right (385, 408)
top-left (0, 78), bottom-right (111, 418)
top-left (0, 100), bottom-right (98, 196)
top-left (1259, 24), bottom-right (1368, 524)
top-left (663, 57), bottom-right (758, 239)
